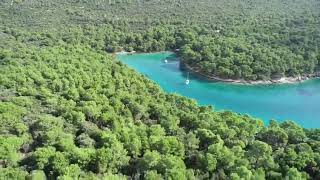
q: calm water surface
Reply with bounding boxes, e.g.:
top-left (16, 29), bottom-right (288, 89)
top-left (118, 52), bottom-right (320, 128)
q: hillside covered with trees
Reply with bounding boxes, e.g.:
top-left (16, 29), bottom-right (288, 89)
top-left (1, 0), bottom-right (320, 179)
top-left (2, 39), bottom-right (320, 180)
top-left (1, 0), bottom-right (319, 81)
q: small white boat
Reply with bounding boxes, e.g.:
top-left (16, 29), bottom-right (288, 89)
top-left (185, 72), bottom-right (190, 85)
top-left (164, 59), bottom-right (168, 63)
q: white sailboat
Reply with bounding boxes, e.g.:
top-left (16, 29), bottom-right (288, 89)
top-left (185, 72), bottom-right (190, 85)
top-left (164, 59), bottom-right (168, 63)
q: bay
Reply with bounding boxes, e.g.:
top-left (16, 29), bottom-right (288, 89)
top-left (118, 52), bottom-right (320, 128)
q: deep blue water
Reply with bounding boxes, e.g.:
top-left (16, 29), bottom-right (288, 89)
top-left (118, 52), bottom-right (320, 128)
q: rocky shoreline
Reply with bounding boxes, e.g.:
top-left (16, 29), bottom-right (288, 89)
top-left (114, 50), bottom-right (136, 55)
top-left (181, 61), bottom-right (320, 85)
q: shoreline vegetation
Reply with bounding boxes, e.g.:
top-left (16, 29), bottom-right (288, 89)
top-left (116, 50), bottom-right (320, 85)
top-left (181, 61), bottom-right (320, 85)
top-left (3, 44), bottom-right (320, 179)
top-left (1, 0), bottom-right (320, 179)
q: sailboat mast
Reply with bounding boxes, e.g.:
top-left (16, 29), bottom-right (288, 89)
top-left (185, 72), bottom-right (190, 85)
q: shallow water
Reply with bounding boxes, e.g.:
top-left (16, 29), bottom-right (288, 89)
top-left (118, 52), bottom-right (320, 128)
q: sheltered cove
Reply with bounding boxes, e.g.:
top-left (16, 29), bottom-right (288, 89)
top-left (117, 51), bottom-right (320, 85)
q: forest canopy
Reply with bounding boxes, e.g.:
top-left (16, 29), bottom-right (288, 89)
top-left (1, 0), bottom-right (320, 179)
top-left (1, 0), bottom-right (319, 80)
top-left (1, 42), bottom-right (320, 179)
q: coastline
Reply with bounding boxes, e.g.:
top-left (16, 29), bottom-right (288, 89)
top-left (114, 50), bottom-right (136, 55)
top-left (115, 50), bottom-right (320, 85)
top-left (181, 61), bottom-right (320, 85)
top-left (114, 50), bottom-right (174, 55)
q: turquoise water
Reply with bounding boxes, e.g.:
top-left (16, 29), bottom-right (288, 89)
top-left (117, 52), bottom-right (320, 128)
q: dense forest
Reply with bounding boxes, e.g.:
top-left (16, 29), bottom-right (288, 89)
top-left (1, 0), bottom-right (320, 179)
top-left (2, 40), bottom-right (320, 180)
top-left (1, 0), bottom-right (319, 81)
